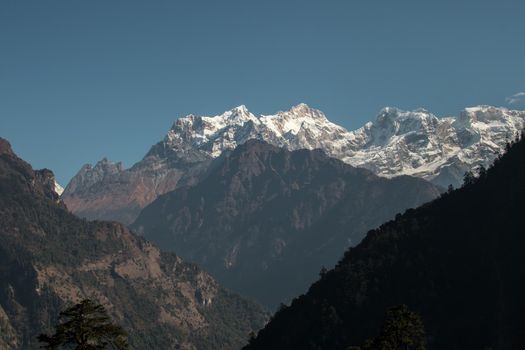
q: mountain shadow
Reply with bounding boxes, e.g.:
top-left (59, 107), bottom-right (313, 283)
top-left (132, 140), bottom-right (441, 309)
top-left (243, 134), bottom-right (525, 350)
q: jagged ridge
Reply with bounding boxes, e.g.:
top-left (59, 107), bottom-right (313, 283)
top-left (164, 104), bottom-right (525, 187)
top-left (63, 103), bottom-right (524, 223)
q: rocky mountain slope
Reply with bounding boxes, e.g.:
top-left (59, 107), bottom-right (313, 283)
top-left (131, 140), bottom-right (441, 308)
top-left (62, 141), bottom-right (212, 224)
top-left (243, 134), bottom-right (525, 350)
top-left (63, 104), bottom-right (524, 223)
top-left (0, 138), bottom-right (267, 350)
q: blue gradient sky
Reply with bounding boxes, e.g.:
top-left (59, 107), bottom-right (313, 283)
top-left (1, 0), bottom-right (525, 184)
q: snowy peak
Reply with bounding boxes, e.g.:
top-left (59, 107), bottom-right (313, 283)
top-left (375, 107), bottom-right (436, 124)
top-left (375, 107), bottom-right (440, 131)
top-left (161, 104), bottom-right (524, 187)
top-left (218, 105), bottom-right (257, 125)
top-left (62, 103), bottom-right (525, 224)
top-left (266, 104), bottom-right (330, 136)
top-left (54, 181), bottom-right (64, 196)
top-left (361, 107), bottom-right (441, 147)
top-left (162, 103), bottom-right (342, 157)
top-left (458, 105), bottom-right (522, 125)
top-left (350, 105), bottom-right (525, 185)
top-left (64, 103), bottom-right (525, 208)
top-left (284, 103), bottom-right (327, 120)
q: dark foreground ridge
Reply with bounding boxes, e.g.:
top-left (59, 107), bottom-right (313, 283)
top-left (244, 135), bottom-right (525, 349)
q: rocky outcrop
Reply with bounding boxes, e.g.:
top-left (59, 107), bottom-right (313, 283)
top-left (62, 146), bottom-right (211, 224)
top-left (0, 138), bottom-right (267, 350)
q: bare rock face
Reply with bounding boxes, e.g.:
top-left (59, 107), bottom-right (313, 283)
top-left (62, 143), bottom-right (212, 224)
top-left (63, 104), bottom-right (524, 224)
top-left (0, 138), bottom-right (267, 350)
top-left (132, 140), bottom-right (442, 308)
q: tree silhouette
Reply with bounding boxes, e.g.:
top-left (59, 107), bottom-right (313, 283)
top-left (462, 170), bottom-right (476, 186)
top-left (38, 299), bottom-right (128, 349)
top-left (361, 305), bottom-right (426, 350)
top-left (477, 165), bottom-right (487, 179)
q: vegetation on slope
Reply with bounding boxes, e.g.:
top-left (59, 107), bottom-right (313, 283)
top-left (245, 134), bottom-right (525, 349)
top-left (0, 137), bottom-right (268, 350)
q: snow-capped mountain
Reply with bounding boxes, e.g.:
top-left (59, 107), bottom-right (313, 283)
top-left (342, 105), bottom-right (525, 186)
top-left (165, 104), bottom-right (347, 158)
top-left (63, 103), bottom-right (524, 224)
top-left (164, 103), bottom-right (525, 187)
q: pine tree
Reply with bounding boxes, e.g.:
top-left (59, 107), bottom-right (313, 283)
top-left (362, 305), bottom-right (426, 350)
top-left (463, 171), bottom-right (476, 186)
top-left (477, 165), bottom-right (487, 179)
top-left (38, 299), bottom-right (129, 349)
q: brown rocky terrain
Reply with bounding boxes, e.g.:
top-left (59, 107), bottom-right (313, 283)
top-left (0, 138), bottom-right (267, 349)
top-left (62, 140), bottom-right (212, 225)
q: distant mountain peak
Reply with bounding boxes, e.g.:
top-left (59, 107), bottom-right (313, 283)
top-left (0, 137), bottom-right (13, 156)
top-left (222, 104), bottom-right (256, 122)
top-left (376, 106), bottom-right (435, 121)
top-left (63, 103), bottom-right (525, 224)
top-left (280, 103), bottom-right (328, 122)
top-left (459, 105), bottom-right (522, 124)
top-left (287, 102), bottom-right (317, 114)
top-left (63, 157), bottom-right (125, 197)
top-left (160, 104), bottom-right (342, 158)
top-left (233, 104), bottom-right (249, 113)
top-left (94, 158), bottom-right (123, 172)
top-left (157, 103), bottom-right (525, 187)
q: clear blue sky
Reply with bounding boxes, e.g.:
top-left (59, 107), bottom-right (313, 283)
top-left (1, 0), bottom-right (524, 185)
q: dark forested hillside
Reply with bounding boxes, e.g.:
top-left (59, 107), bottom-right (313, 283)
top-left (244, 135), bottom-right (525, 350)
top-left (0, 138), bottom-right (267, 350)
top-left (132, 140), bottom-right (440, 308)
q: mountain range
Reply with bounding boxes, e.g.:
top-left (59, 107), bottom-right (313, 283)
top-left (3, 100), bottom-right (525, 349)
top-left (0, 138), bottom-right (267, 350)
top-left (243, 132), bottom-right (525, 350)
top-left (159, 103), bottom-right (525, 187)
top-left (130, 140), bottom-right (440, 308)
top-left (131, 140), bottom-right (440, 308)
top-left (62, 104), bottom-right (525, 224)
